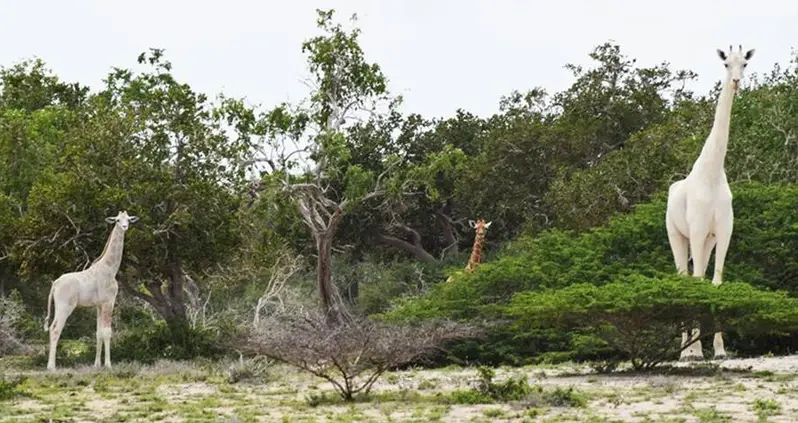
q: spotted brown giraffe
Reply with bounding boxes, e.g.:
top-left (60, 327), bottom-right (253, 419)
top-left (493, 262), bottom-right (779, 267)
top-left (446, 218), bottom-right (492, 282)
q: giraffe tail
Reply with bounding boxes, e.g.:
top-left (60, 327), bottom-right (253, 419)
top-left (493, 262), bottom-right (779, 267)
top-left (43, 283), bottom-right (55, 332)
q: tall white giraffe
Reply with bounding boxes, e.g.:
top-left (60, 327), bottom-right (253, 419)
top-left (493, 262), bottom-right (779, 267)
top-left (665, 45), bottom-right (755, 361)
top-left (43, 211), bottom-right (139, 371)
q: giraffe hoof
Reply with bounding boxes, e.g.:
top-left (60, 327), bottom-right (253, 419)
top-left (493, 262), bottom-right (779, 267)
top-left (713, 354), bottom-right (727, 360)
top-left (679, 355), bottom-right (704, 362)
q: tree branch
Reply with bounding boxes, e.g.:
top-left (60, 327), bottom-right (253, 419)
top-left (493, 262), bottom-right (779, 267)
top-left (117, 275), bottom-right (162, 314)
top-left (435, 206), bottom-right (460, 255)
top-left (378, 234), bottom-right (437, 264)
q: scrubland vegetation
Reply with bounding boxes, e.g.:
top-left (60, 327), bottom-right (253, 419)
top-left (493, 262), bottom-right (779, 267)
top-left (4, 7), bottom-right (798, 422)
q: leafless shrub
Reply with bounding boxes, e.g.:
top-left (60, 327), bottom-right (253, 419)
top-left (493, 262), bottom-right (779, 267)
top-left (244, 309), bottom-right (484, 401)
top-left (0, 293), bottom-right (33, 356)
top-left (253, 253), bottom-right (305, 326)
top-left (184, 270), bottom-right (216, 330)
top-left (224, 355), bottom-right (273, 384)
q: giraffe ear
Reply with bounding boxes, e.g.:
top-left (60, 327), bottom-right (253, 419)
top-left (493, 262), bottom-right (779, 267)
top-left (129, 216), bottom-right (140, 224)
top-left (484, 221), bottom-right (492, 228)
top-left (105, 217), bottom-right (117, 224)
top-left (717, 49), bottom-right (727, 61)
top-left (468, 220), bottom-right (476, 228)
top-left (744, 48), bottom-right (755, 60)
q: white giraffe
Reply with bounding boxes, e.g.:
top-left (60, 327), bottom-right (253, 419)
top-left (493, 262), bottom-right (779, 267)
top-left (43, 211), bottom-right (139, 371)
top-left (665, 45), bottom-right (755, 361)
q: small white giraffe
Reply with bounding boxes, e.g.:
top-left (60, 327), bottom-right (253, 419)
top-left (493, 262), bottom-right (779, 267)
top-left (43, 211), bottom-right (139, 371)
top-left (665, 45), bottom-right (754, 361)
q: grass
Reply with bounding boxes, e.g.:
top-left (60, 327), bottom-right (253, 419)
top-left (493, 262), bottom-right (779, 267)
top-left (2, 355), bottom-right (798, 422)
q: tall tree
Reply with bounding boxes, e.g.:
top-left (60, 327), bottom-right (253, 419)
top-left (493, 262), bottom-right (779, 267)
top-left (16, 50), bottom-right (253, 340)
top-left (243, 9), bottom-right (404, 324)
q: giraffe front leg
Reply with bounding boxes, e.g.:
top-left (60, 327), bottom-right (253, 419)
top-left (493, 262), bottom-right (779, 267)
top-left (710, 209), bottom-right (733, 359)
top-left (680, 326), bottom-right (704, 362)
top-left (100, 302), bottom-right (114, 368)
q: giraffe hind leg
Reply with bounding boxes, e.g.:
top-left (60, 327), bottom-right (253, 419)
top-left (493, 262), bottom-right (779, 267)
top-left (47, 301), bottom-right (76, 371)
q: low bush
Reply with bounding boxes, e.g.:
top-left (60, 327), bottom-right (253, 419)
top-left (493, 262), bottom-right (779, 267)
top-left (0, 376), bottom-right (29, 401)
top-left (112, 320), bottom-right (227, 363)
top-left (224, 356), bottom-right (273, 384)
top-left (244, 308), bottom-right (483, 401)
top-left (447, 366), bottom-right (586, 408)
top-left (508, 274), bottom-right (798, 370)
top-left (0, 291), bottom-right (34, 356)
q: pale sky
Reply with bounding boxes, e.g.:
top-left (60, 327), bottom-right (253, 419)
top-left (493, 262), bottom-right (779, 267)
top-left (1, 0), bottom-right (797, 119)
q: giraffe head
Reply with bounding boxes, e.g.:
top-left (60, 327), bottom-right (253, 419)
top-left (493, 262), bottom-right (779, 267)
top-left (105, 210), bottom-right (140, 231)
top-left (469, 218), bottom-right (492, 236)
top-left (717, 45), bottom-right (755, 93)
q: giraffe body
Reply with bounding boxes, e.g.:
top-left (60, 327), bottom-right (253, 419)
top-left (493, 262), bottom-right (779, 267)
top-left (44, 211), bottom-right (139, 371)
top-left (665, 45), bottom-right (754, 361)
top-left (446, 219), bottom-right (491, 282)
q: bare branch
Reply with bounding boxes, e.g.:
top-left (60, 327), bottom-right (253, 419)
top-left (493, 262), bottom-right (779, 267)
top-left (244, 308), bottom-right (484, 401)
top-left (253, 253), bottom-right (305, 327)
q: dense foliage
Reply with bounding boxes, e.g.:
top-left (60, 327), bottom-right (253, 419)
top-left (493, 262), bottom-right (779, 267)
top-left (509, 275), bottom-right (798, 369)
top-left (2, 8), bottom-right (798, 370)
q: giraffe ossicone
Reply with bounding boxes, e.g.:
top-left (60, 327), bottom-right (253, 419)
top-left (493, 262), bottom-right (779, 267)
top-left (665, 45), bottom-right (754, 362)
top-left (43, 210), bottom-right (139, 371)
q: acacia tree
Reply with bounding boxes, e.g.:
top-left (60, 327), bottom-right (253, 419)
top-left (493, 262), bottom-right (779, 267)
top-left (242, 9), bottom-right (406, 324)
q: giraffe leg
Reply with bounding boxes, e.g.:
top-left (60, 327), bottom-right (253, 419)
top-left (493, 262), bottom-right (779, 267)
top-left (94, 306), bottom-right (103, 367)
top-left (100, 302), bottom-right (114, 368)
top-left (47, 301), bottom-right (76, 371)
top-left (667, 221), bottom-right (701, 362)
top-left (700, 235), bottom-right (716, 277)
top-left (711, 209), bottom-right (733, 360)
top-left (680, 226), bottom-right (712, 362)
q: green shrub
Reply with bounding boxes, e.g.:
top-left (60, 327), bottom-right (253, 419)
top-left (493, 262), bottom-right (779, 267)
top-left (382, 182), bottom-right (798, 365)
top-left (0, 376), bottom-right (29, 401)
top-left (113, 320), bottom-right (225, 363)
top-left (447, 366), bottom-right (586, 407)
top-left (448, 366), bottom-right (532, 404)
top-left (30, 338), bottom-right (93, 368)
top-left (508, 274), bottom-right (798, 370)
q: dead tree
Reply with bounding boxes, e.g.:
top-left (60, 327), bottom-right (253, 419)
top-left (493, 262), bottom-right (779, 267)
top-left (287, 183), bottom-right (384, 325)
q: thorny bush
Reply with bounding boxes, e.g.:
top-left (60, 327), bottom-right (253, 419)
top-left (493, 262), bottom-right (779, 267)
top-left (244, 309), bottom-right (483, 401)
top-left (0, 291), bottom-right (33, 356)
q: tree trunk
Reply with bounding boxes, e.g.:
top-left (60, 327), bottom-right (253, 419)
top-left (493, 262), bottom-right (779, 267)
top-left (316, 231), bottom-right (340, 326)
top-left (164, 243), bottom-right (187, 325)
top-left (437, 202), bottom-right (459, 256)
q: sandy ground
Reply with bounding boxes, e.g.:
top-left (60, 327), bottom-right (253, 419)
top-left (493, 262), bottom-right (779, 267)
top-left (2, 355), bottom-right (798, 422)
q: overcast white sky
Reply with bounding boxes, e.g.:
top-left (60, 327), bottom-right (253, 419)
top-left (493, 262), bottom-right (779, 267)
top-left (1, 0), bottom-right (797, 119)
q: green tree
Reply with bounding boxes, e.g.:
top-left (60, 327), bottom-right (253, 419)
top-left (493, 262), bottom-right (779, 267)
top-left (243, 9), bottom-right (405, 324)
top-left (509, 274), bottom-right (798, 370)
top-left (16, 50), bottom-right (253, 342)
top-left (0, 59), bottom-right (86, 298)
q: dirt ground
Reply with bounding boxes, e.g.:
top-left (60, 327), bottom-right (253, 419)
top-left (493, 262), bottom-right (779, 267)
top-left (2, 354), bottom-right (798, 422)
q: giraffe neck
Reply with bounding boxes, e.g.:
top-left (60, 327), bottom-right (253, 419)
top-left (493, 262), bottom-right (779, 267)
top-left (465, 231), bottom-right (486, 272)
top-left (92, 225), bottom-right (125, 274)
top-left (693, 76), bottom-right (735, 178)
